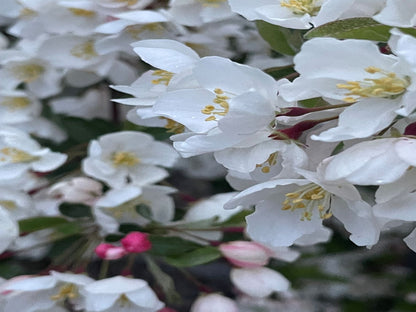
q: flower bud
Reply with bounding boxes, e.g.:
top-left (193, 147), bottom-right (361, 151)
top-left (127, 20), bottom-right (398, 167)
top-left (95, 243), bottom-right (127, 260)
top-left (190, 294), bottom-right (238, 312)
top-left (121, 232), bottom-right (152, 253)
top-left (49, 177), bottom-right (102, 204)
top-left (219, 241), bottom-right (273, 268)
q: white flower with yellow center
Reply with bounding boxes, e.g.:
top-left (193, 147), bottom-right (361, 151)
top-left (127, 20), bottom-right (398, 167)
top-left (280, 35), bottom-right (416, 142)
top-left (95, 10), bottom-right (171, 55)
top-left (168, 0), bottom-right (234, 26)
top-left (2, 271), bottom-right (94, 312)
top-left (0, 90), bottom-right (41, 125)
top-left (225, 167), bottom-right (382, 247)
top-left (228, 0), bottom-right (385, 29)
top-left (81, 276), bottom-right (164, 312)
top-left (0, 50), bottom-right (63, 98)
top-left (82, 131), bottom-right (178, 188)
top-left (153, 55), bottom-right (278, 157)
top-left (0, 126), bottom-right (67, 181)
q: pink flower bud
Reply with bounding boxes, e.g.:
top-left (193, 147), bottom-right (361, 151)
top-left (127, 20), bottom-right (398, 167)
top-left (219, 241), bottom-right (273, 268)
top-left (95, 243), bottom-right (127, 260)
top-left (190, 294), bottom-right (238, 312)
top-left (121, 232), bottom-right (152, 253)
top-left (158, 308), bottom-right (178, 312)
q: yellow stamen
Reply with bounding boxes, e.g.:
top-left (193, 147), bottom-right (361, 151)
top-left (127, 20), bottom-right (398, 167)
top-left (1, 97), bottom-right (31, 111)
top-left (70, 40), bottom-right (98, 60)
top-left (197, 0), bottom-right (226, 7)
top-left (0, 200), bottom-right (17, 210)
top-left (201, 88), bottom-right (230, 122)
top-left (280, 0), bottom-right (320, 15)
top-left (337, 67), bottom-right (410, 102)
top-left (111, 151), bottom-right (140, 167)
top-left (126, 23), bottom-right (164, 39)
top-left (115, 0), bottom-right (138, 5)
top-left (151, 70), bottom-right (173, 86)
top-left (68, 8), bottom-right (96, 17)
top-left (282, 184), bottom-right (332, 221)
top-left (0, 148), bottom-right (39, 163)
top-left (160, 117), bottom-right (185, 134)
top-left (50, 284), bottom-right (78, 301)
top-left (11, 64), bottom-right (44, 83)
top-left (256, 153), bottom-right (278, 174)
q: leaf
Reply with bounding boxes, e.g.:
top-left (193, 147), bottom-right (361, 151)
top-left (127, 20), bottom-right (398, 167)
top-left (59, 203), bottom-right (92, 218)
top-left (256, 21), bottom-right (297, 55)
top-left (144, 255), bottom-right (181, 305)
top-left (135, 203), bottom-right (153, 220)
top-left (148, 236), bottom-right (200, 257)
top-left (119, 223), bottom-right (145, 233)
top-left (59, 116), bottom-right (120, 143)
top-left (164, 246), bottom-right (221, 267)
top-left (18, 217), bottom-right (69, 234)
top-left (265, 65), bottom-right (296, 80)
top-left (105, 234), bottom-right (124, 242)
top-left (216, 209), bottom-right (252, 227)
top-left (299, 97), bottom-right (329, 108)
top-left (331, 142), bottom-right (344, 156)
top-left (173, 217), bottom-right (218, 230)
top-left (304, 17), bottom-right (392, 41)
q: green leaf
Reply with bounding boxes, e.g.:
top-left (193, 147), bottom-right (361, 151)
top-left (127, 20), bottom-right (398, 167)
top-left (331, 141), bottom-right (344, 156)
top-left (59, 203), bottom-right (92, 218)
top-left (148, 236), bottom-right (200, 257)
top-left (299, 97), bottom-right (329, 108)
top-left (0, 260), bottom-right (27, 278)
top-left (105, 234), bottom-right (124, 243)
top-left (216, 209), bottom-right (252, 227)
top-left (256, 21), bottom-right (297, 55)
top-left (135, 203), bottom-right (153, 220)
top-left (18, 217), bottom-right (69, 234)
top-left (264, 65), bottom-right (296, 80)
top-left (164, 246), bottom-right (221, 267)
top-left (304, 17), bottom-right (392, 41)
top-left (144, 255), bottom-right (182, 305)
top-left (119, 223), bottom-right (145, 233)
top-left (59, 116), bottom-right (120, 143)
top-left (173, 217), bottom-right (218, 230)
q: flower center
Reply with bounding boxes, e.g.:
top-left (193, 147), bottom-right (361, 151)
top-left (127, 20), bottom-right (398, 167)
top-left (1, 97), bottom-right (31, 111)
top-left (256, 153), bottom-right (278, 173)
top-left (280, 0), bottom-right (321, 15)
top-left (11, 64), bottom-right (44, 83)
top-left (111, 151), bottom-right (140, 167)
top-left (337, 66), bottom-right (410, 103)
top-left (0, 200), bottom-right (17, 210)
top-left (197, 0), bottom-right (227, 7)
top-left (115, 0), bottom-right (138, 5)
top-left (50, 283), bottom-right (78, 301)
top-left (70, 40), bottom-right (98, 60)
top-left (68, 8), bottom-right (96, 17)
top-left (201, 88), bottom-right (230, 122)
top-left (0, 148), bottom-right (39, 163)
top-left (19, 8), bottom-right (36, 18)
top-left (126, 23), bottom-right (165, 39)
top-left (151, 70), bottom-right (173, 86)
top-left (282, 184), bottom-right (332, 221)
top-left (160, 117), bottom-right (185, 134)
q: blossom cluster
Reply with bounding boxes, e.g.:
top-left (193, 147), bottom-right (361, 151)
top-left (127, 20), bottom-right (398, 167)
top-left (1, 0), bottom-right (416, 310)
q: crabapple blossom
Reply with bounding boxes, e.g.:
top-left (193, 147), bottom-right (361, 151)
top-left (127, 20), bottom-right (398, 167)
top-left (82, 131), bottom-right (178, 188)
top-left (230, 267), bottom-right (290, 298)
top-left (228, 0), bottom-right (385, 29)
top-left (219, 241), bottom-right (274, 268)
top-left (81, 276), bottom-right (164, 312)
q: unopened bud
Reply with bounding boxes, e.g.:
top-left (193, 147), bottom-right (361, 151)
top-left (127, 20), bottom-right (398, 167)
top-left (121, 232), bottom-right (152, 253)
top-left (95, 243), bottom-right (127, 260)
top-left (219, 241), bottom-right (273, 268)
